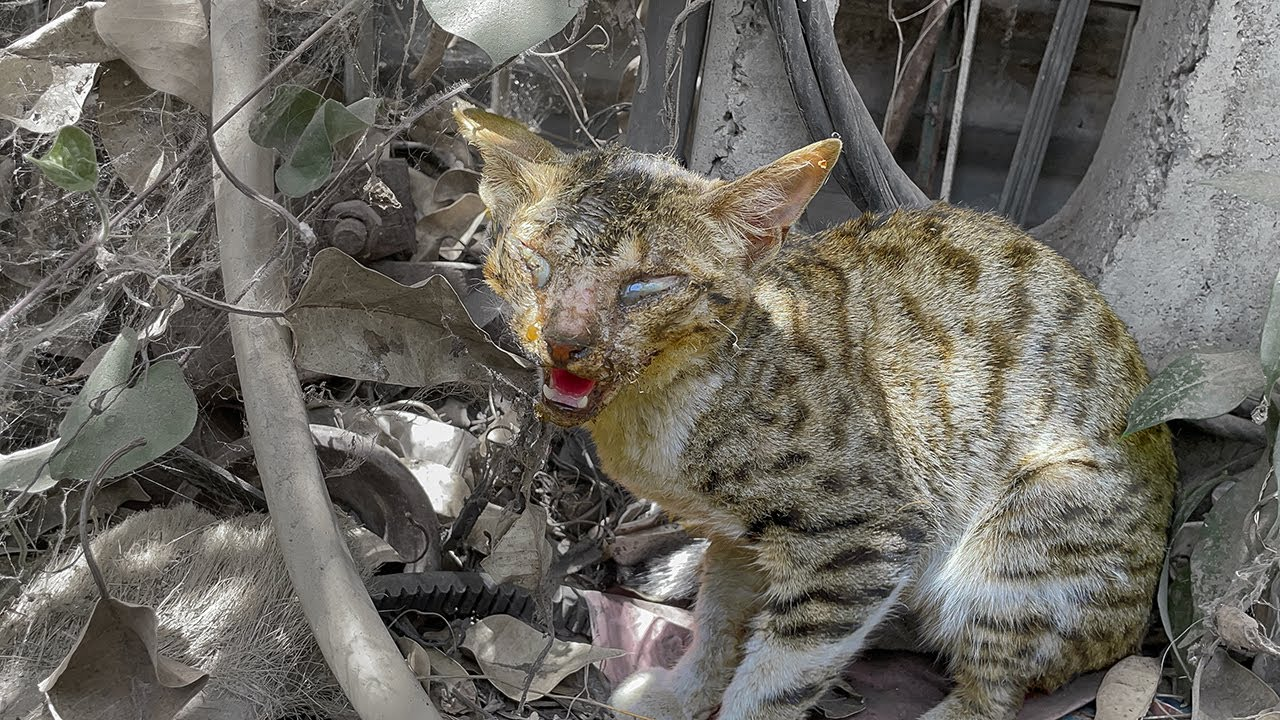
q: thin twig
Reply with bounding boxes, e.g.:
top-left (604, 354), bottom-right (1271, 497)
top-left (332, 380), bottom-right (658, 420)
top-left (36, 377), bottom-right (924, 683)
top-left (207, 114), bottom-right (316, 246)
top-left (78, 436), bottom-right (147, 600)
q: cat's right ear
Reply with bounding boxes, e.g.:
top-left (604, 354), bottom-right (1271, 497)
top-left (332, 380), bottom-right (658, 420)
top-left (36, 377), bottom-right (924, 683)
top-left (702, 139), bottom-right (841, 262)
top-left (453, 102), bottom-right (562, 222)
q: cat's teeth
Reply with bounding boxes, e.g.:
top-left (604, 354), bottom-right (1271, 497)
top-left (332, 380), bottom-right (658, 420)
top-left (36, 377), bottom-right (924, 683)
top-left (543, 383), bottom-right (591, 409)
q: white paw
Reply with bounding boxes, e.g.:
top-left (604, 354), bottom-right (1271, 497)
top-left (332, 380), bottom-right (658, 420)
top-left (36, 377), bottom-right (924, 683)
top-left (609, 668), bottom-right (692, 720)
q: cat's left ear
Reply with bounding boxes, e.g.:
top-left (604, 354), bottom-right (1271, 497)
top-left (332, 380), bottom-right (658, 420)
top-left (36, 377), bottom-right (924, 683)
top-left (453, 102), bottom-right (563, 163)
top-left (454, 102), bottom-right (564, 223)
top-left (702, 139), bottom-right (841, 260)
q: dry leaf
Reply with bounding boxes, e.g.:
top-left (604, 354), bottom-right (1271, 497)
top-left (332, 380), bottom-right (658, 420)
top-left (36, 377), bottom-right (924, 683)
top-left (482, 505), bottom-right (552, 592)
top-left (0, 55), bottom-right (97, 132)
top-left (1094, 655), bottom-right (1161, 720)
top-left (460, 614), bottom-right (623, 700)
top-left (1193, 649), bottom-right (1279, 720)
top-left (93, 0), bottom-right (212, 114)
top-left (286, 247), bottom-right (530, 388)
top-left (415, 193), bottom-right (487, 259)
top-left (433, 167), bottom-right (482, 205)
top-left (406, 167), bottom-right (437, 219)
top-left (7, 2), bottom-right (115, 63)
top-left (96, 60), bottom-right (177, 193)
top-left (1215, 604), bottom-right (1280, 656)
top-left (39, 598), bottom-right (208, 719)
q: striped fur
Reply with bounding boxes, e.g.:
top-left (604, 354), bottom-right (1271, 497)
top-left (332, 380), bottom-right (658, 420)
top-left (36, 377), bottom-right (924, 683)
top-left (457, 111), bottom-right (1177, 720)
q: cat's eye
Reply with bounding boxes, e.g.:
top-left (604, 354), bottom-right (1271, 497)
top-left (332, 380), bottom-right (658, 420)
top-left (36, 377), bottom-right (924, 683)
top-left (620, 275), bottom-right (682, 304)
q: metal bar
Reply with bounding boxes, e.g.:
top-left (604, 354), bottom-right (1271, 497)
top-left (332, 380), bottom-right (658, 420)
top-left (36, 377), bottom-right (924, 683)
top-left (625, 0), bottom-right (710, 161)
top-left (996, 0), bottom-right (1090, 223)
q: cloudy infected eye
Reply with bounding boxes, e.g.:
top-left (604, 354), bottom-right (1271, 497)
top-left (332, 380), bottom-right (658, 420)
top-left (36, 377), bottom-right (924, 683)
top-left (516, 244), bottom-right (551, 288)
top-left (620, 275), bottom-right (682, 304)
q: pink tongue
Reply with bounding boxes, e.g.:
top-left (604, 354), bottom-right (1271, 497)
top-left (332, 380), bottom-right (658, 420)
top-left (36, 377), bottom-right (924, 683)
top-left (549, 368), bottom-right (596, 398)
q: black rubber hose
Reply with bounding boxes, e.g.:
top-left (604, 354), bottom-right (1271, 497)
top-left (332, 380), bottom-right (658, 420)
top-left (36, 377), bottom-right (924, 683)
top-left (766, 0), bottom-right (931, 213)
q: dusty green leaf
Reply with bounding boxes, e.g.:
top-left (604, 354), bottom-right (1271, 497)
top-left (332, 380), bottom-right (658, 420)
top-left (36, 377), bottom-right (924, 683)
top-left (1189, 463), bottom-right (1268, 618)
top-left (424, 0), bottom-right (585, 64)
top-left (48, 329), bottom-right (198, 481)
top-left (25, 126), bottom-right (98, 192)
top-left (0, 438), bottom-right (59, 493)
top-left (39, 597), bottom-right (208, 719)
top-left (1192, 649), bottom-right (1279, 720)
top-left (249, 85), bottom-right (377, 197)
top-left (1095, 655), bottom-right (1161, 720)
top-left (1126, 350), bottom-right (1265, 434)
top-left (285, 248), bottom-right (530, 387)
top-left (92, 0), bottom-right (211, 114)
top-left (461, 614), bottom-right (623, 700)
top-left (1204, 170), bottom-right (1280, 212)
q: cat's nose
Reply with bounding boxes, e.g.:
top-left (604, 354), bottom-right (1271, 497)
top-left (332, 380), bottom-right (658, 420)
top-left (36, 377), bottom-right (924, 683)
top-left (545, 335), bottom-right (592, 365)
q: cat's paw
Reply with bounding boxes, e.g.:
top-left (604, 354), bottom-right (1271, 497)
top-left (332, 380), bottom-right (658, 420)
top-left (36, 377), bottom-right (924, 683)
top-left (609, 668), bottom-right (691, 720)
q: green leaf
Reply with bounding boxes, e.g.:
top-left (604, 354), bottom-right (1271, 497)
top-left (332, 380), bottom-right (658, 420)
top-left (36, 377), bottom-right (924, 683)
top-left (24, 125), bottom-right (98, 192)
top-left (1262, 265), bottom-right (1280, 392)
top-left (47, 329), bottom-right (197, 481)
top-left (425, 0), bottom-right (584, 65)
top-left (1125, 349), bottom-right (1265, 434)
top-left (249, 85), bottom-right (378, 197)
top-left (0, 439), bottom-right (59, 493)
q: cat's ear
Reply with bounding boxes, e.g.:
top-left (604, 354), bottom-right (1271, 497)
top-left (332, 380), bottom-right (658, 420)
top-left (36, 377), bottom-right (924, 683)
top-left (702, 139), bottom-right (841, 259)
top-left (453, 102), bottom-right (562, 222)
top-left (453, 103), bottom-right (563, 163)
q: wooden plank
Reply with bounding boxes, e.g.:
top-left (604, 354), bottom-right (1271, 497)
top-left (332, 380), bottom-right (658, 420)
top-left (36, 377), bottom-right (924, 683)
top-left (624, 0), bottom-right (710, 161)
top-left (997, 0), bottom-right (1090, 223)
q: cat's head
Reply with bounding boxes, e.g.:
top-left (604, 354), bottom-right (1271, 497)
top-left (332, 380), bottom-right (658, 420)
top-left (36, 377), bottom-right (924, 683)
top-left (455, 104), bottom-right (839, 426)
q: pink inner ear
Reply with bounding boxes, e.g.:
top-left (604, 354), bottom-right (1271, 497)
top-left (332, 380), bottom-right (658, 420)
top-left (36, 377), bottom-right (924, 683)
top-left (710, 142), bottom-right (840, 236)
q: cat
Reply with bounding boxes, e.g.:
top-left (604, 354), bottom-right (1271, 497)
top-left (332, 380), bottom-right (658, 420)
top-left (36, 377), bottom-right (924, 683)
top-left (454, 104), bottom-right (1177, 720)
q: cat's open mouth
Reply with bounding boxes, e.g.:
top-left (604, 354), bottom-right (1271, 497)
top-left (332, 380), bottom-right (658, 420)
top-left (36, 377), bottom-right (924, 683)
top-left (540, 367), bottom-right (607, 423)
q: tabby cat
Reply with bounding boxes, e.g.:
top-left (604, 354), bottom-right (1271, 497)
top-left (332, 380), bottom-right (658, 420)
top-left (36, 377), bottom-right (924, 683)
top-left (454, 105), bottom-right (1177, 720)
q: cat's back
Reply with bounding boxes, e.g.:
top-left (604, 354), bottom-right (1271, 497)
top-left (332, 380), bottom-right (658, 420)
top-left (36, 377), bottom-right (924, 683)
top-left (783, 204), bottom-right (1170, 510)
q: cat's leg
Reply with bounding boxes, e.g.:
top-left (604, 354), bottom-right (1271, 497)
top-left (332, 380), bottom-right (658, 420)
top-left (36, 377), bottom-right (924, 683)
top-left (611, 539), bottom-right (764, 720)
top-left (714, 519), bottom-right (921, 720)
top-left (917, 457), bottom-right (1166, 720)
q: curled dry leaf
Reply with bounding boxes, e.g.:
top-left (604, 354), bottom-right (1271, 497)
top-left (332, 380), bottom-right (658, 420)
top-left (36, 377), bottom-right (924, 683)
top-left (460, 614), bottom-right (623, 700)
top-left (1094, 655), bottom-right (1161, 720)
top-left (481, 505), bottom-right (553, 592)
top-left (39, 598), bottom-right (209, 720)
top-left (286, 247), bottom-right (530, 388)
top-left (415, 192), bottom-right (487, 259)
top-left (433, 167), bottom-right (482, 206)
top-left (7, 2), bottom-right (115, 63)
top-left (1215, 604), bottom-right (1280, 657)
top-left (93, 0), bottom-right (212, 114)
